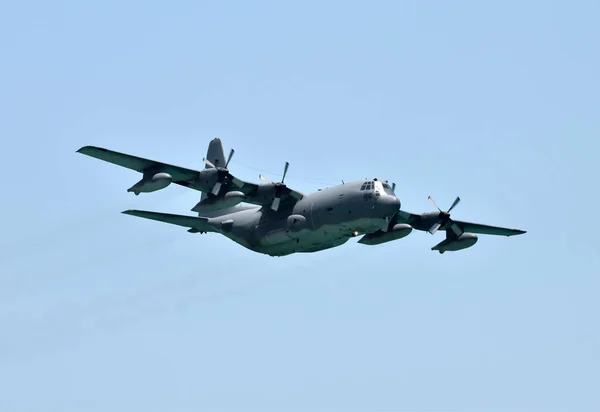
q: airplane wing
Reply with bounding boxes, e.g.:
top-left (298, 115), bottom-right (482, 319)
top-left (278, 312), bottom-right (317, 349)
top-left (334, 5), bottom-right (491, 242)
top-left (227, 175), bottom-right (304, 210)
top-left (395, 210), bottom-right (526, 237)
top-left (447, 220), bottom-right (526, 236)
top-left (122, 209), bottom-right (217, 233)
top-left (77, 146), bottom-right (302, 208)
top-left (77, 146), bottom-right (208, 191)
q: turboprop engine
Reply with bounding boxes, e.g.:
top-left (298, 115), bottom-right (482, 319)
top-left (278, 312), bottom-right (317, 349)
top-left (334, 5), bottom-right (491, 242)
top-left (127, 172), bottom-right (172, 195)
top-left (431, 233), bottom-right (478, 254)
top-left (358, 223), bottom-right (413, 245)
top-left (191, 191), bottom-right (245, 213)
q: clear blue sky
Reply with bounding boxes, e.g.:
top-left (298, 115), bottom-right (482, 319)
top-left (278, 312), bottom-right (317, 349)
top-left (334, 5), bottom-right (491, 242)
top-left (1, 1), bottom-right (598, 410)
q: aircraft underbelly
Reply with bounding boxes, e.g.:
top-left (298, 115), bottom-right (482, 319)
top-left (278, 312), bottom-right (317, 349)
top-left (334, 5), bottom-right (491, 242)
top-left (259, 217), bottom-right (383, 256)
top-left (258, 228), bottom-right (301, 246)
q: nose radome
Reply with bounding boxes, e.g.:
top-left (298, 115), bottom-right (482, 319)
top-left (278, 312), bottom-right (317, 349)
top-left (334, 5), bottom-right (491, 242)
top-left (378, 195), bottom-right (400, 214)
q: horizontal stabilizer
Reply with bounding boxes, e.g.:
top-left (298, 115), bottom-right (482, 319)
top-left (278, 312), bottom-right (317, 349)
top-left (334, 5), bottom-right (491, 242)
top-left (122, 209), bottom-right (216, 232)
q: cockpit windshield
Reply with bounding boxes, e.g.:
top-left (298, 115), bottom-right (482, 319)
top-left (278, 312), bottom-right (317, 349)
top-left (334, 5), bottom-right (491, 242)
top-left (360, 179), bottom-right (395, 195)
top-left (360, 181), bottom-right (374, 191)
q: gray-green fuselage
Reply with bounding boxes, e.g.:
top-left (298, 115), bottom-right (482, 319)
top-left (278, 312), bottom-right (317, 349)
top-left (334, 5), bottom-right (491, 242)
top-left (201, 179), bottom-right (400, 256)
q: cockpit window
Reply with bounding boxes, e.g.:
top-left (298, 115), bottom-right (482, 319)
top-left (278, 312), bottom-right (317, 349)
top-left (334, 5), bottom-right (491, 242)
top-left (360, 181), bottom-right (375, 191)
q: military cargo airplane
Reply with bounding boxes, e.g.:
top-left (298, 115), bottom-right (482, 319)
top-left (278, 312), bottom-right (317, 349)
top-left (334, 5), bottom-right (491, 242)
top-left (77, 138), bottom-right (525, 256)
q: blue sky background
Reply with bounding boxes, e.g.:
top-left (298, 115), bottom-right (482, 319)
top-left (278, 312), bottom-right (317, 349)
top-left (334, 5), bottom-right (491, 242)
top-left (1, 1), bottom-right (598, 410)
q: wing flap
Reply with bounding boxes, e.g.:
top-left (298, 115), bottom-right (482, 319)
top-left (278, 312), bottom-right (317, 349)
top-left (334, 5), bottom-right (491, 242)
top-left (122, 209), bottom-right (217, 232)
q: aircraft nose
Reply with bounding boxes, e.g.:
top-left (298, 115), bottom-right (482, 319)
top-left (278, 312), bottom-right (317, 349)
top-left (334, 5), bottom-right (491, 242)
top-left (377, 194), bottom-right (400, 216)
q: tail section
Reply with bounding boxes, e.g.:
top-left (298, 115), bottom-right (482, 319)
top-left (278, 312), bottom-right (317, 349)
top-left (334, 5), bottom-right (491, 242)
top-left (201, 138), bottom-right (227, 202)
top-left (122, 209), bottom-right (216, 233)
top-left (198, 137), bottom-right (256, 217)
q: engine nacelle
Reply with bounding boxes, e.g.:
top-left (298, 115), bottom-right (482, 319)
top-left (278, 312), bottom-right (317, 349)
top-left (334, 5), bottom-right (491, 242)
top-left (194, 168), bottom-right (219, 186)
top-left (286, 214), bottom-right (307, 232)
top-left (431, 233), bottom-right (478, 254)
top-left (127, 172), bottom-right (172, 195)
top-left (191, 191), bottom-right (245, 213)
top-left (357, 223), bottom-right (413, 245)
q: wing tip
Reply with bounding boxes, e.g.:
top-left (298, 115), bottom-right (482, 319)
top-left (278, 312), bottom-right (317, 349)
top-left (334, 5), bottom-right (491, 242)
top-left (76, 145), bottom-right (106, 154)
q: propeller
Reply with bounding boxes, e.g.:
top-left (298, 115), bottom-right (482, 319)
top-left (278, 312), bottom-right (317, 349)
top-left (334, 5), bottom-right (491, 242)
top-left (392, 182), bottom-right (396, 192)
top-left (259, 161), bottom-right (290, 211)
top-left (203, 148), bottom-right (237, 195)
top-left (427, 195), bottom-right (461, 234)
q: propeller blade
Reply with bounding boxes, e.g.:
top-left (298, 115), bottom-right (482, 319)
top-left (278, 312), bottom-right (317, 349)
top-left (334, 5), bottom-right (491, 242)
top-left (271, 197), bottom-right (281, 211)
top-left (428, 196), bottom-right (442, 212)
top-left (447, 196), bottom-right (461, 213)
top-left (281, 162), bottom-right (289, 184)
top-left (203, 158), bottom-right (215, 169)
top-left (259, 174), bottom-right (273, 184)
top-left (428, 222), bottom-right (441, 234)
top-left (381, 216), bottom-right (391, 232)
top-left (392, 182), bottom-right (396, 192)
top-left (211, 181), bottom-right (222, 196)
top-left (225, 148), bottom-right (235, 168)
top-left (450, 222), bottom-right (464, 237)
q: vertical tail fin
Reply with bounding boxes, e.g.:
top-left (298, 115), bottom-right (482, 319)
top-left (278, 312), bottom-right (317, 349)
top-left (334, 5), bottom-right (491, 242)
top-left (197, 137), bottom-right (256, 218)
top-left (201, 138), bottom-right (226, 202)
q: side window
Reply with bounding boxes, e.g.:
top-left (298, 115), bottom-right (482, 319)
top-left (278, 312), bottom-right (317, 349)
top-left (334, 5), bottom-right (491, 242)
top-left (364, 182), bottom-right (374, 201)
top-left (360, 183), bottom-right (367, 191)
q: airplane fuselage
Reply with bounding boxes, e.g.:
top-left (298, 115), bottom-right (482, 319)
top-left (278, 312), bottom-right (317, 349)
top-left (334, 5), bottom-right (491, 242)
top-left (201, 179), bottom-right (401, 256)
